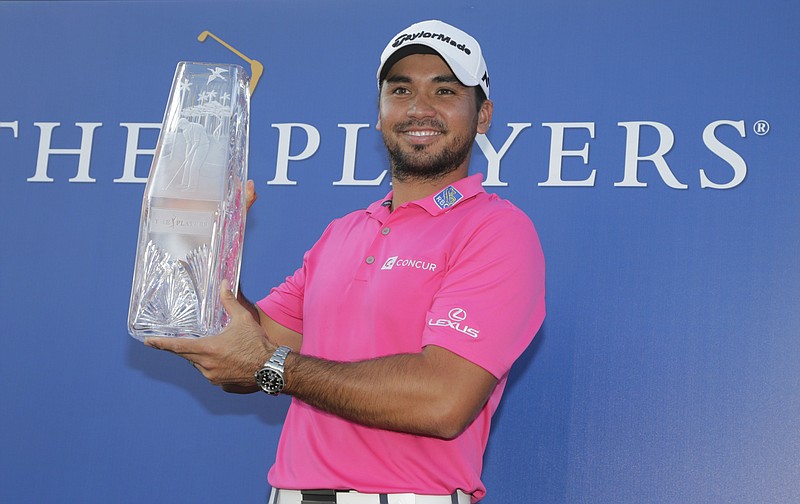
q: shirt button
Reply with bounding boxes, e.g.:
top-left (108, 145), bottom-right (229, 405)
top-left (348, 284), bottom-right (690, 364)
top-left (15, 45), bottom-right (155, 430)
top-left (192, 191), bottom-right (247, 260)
top-left (381, 227), bottom-right (391, 235)
top-left (365, 256), bottom-right (375, 264)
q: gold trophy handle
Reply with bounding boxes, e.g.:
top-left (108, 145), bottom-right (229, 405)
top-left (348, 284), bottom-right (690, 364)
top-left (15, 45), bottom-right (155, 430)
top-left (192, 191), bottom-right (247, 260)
top-left (198, 31), bottom-right (264, 95)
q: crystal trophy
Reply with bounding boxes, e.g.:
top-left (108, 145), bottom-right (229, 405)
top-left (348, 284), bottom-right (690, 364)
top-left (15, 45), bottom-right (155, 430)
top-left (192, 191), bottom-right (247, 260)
top-left (128, 62), bottom-right (250, 341)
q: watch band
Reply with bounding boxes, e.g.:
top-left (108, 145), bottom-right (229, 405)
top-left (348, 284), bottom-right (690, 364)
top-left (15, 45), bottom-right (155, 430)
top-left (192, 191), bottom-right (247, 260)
top-left (255, 345), bottom-right (292, 395)
top-left (268, 345), bottom-right (292, 371)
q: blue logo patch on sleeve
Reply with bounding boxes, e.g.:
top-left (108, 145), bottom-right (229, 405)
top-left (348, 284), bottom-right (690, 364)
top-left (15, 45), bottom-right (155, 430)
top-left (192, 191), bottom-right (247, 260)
top-left (433, 186), bottom-right (463, 209)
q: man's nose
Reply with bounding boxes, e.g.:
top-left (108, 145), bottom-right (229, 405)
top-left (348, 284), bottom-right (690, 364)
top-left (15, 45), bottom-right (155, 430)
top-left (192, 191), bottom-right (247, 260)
top-left (407, 95), bottom-right (436, 118)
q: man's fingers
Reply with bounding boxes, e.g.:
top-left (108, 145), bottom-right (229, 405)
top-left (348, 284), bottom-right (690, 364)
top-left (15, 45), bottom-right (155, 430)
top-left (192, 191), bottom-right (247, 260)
top-left (144, 336), bottom-right (201, 356)
top-left (245, 179), bottom-right (257, 212)
top-left (145, 337), bottom-right (215, 372)
top-left (144, 336), bottom-right (172, 351)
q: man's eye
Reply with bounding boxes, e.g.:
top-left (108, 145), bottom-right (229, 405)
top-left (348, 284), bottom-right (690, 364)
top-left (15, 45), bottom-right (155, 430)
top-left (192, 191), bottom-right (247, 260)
top-left (392, 87), bottom-right (409, 95)
top-left (437, 88), bottom-right (455, 95)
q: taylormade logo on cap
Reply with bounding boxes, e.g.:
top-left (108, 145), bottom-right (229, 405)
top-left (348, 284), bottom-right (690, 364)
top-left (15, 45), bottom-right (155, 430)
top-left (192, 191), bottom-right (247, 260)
top-left (377, 19), bottom-right (490, 98)
top-left (392, 30), bottom-right (473, 56)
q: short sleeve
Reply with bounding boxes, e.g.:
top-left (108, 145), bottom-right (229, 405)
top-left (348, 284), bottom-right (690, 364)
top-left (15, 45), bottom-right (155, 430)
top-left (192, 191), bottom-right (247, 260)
top-left (256, 254), bottom-right (307, 335)
top-left (256, 218), bottom-right (348, 334)
top-left (421, 206), bottom-right (546, 379)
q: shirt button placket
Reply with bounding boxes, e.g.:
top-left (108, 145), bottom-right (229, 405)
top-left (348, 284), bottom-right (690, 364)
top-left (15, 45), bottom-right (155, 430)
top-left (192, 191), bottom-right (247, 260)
top-left (363, 226), bottom-right (390, 271)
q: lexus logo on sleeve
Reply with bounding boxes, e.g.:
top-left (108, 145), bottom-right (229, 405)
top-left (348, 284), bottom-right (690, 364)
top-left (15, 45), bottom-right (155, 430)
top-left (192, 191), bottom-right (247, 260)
top-left (428, 307), bottom-right (480, 338)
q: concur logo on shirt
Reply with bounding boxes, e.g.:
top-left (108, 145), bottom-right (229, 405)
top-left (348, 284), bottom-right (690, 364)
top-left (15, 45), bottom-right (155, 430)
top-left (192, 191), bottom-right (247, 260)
top-left (428, 307), bottom-right (480, 338)
top-left (433, 186), bottom-right (463, 209)
top-left (381, 256), bottom-right (437, 271)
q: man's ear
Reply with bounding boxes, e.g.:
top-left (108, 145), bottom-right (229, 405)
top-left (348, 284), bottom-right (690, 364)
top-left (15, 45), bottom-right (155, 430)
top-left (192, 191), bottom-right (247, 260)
top-left (477, 99), bottom-right (493, 135)
top-left (376, 89), bottom-right (384, 131)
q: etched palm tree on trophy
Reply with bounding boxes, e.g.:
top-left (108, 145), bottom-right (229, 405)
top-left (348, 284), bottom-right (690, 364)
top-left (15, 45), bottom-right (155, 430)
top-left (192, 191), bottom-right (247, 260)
top-left (128, 62), bottom-right (250, 340)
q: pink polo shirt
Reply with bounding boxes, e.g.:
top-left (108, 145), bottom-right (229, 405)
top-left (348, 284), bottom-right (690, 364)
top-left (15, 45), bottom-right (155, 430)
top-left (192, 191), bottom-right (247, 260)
top-left (257, 174), bottom-right (545, 502)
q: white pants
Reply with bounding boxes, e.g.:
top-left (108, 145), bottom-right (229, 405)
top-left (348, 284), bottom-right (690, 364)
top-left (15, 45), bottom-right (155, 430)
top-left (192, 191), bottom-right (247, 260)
top-left (269, 488), bottom-right (471, 504)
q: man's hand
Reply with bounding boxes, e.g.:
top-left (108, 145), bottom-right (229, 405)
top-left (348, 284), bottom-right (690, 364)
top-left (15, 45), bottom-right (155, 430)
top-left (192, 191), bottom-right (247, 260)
top-left (145, 282), bottom-right (276, 388)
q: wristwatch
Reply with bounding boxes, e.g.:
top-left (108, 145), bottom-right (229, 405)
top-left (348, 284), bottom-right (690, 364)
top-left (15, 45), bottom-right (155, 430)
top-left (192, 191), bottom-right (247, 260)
top-left (254, 346), bottom-right (292, 395)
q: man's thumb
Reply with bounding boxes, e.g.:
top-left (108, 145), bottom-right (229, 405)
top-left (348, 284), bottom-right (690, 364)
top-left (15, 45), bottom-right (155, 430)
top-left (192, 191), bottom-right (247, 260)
top-left (219, 280), bottom-right (242, 316)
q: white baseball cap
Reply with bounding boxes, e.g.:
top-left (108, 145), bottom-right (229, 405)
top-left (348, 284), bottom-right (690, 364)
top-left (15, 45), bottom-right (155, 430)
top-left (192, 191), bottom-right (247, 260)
top-left (377, 19), bottom-right (490, 98)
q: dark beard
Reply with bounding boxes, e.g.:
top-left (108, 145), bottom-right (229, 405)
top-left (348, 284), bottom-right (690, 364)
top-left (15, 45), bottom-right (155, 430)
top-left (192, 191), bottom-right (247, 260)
top-left (383, 121), bottom-right (475, 183)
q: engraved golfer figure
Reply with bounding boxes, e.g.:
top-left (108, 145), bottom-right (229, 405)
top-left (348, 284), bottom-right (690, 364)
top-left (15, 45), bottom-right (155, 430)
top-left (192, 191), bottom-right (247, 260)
top-left (167, 118), bottom-right (210, 191)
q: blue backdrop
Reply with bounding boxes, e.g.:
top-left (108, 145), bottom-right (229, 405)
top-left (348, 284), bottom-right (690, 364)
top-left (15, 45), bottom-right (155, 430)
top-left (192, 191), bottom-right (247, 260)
top-left (1, 1), bottom-right (798, 502)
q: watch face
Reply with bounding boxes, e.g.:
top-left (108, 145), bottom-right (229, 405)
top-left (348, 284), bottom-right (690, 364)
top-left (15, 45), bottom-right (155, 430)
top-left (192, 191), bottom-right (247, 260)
top-left (256, 368), bottom-right (284, 395)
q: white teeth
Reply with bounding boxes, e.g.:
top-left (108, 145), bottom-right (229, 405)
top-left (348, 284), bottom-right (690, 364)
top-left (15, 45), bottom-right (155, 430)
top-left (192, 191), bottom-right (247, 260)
top-left (406, 131), bottom-right (440, 137)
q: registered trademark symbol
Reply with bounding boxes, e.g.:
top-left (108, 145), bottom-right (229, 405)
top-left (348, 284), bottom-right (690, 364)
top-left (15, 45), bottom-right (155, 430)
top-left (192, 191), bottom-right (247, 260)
top-left (753, 120), bottom-right (770, 136)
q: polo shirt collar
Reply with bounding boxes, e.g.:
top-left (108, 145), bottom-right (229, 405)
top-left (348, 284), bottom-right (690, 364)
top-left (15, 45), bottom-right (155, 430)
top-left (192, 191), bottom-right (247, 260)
top-left (415, 173), bottom-right (485, 215)
top-left (366, 173), bottom-right (486, 218)
top-left (366, 195), bottom-right (394, 219)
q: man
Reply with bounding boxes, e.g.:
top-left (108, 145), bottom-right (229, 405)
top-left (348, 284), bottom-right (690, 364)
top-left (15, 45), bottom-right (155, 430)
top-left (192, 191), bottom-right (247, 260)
top-left (146, 19), bottom-right (546, 503)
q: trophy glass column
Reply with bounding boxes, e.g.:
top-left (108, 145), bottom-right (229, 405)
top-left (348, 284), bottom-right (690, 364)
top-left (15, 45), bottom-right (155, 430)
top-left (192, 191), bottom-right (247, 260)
top-left (128, 62), bottom-right (250, 341)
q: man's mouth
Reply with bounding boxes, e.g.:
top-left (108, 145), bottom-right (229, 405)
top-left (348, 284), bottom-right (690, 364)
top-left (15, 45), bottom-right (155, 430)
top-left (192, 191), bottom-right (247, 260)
top-left (404, 130), bottom-right (442, 137)
top-left (395, 119), bottom-right (446, 136)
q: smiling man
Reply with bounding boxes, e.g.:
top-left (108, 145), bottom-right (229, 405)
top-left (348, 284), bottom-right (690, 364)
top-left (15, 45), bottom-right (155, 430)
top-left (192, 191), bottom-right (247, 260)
top-left (146, 20), bottom-right (546, 503)
top-left (379, 54), bottom-right (490, 196)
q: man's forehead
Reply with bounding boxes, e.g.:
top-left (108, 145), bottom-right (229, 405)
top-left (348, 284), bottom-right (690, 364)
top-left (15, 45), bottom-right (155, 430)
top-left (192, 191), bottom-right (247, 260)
top-left (382, 54), bottom-right (462, 83)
